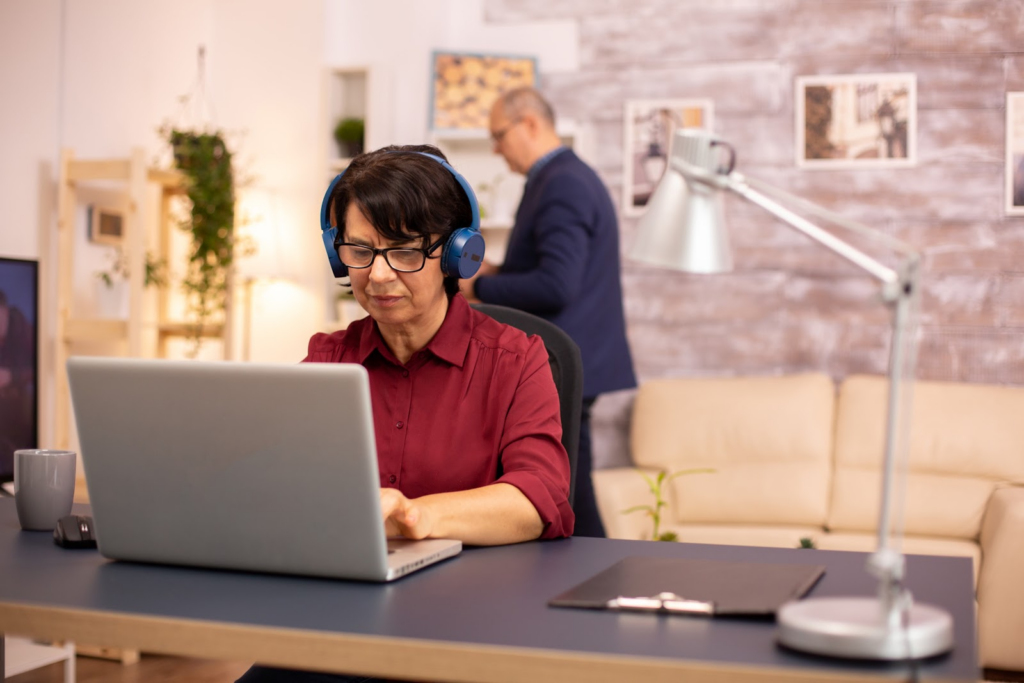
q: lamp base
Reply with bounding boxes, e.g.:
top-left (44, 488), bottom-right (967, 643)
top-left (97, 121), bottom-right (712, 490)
top-left (777, 597), bottom-right (954, 660)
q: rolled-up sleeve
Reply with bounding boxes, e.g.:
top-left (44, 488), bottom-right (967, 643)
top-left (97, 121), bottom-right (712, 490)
top-left (494, 335), bottom-right (575, 539)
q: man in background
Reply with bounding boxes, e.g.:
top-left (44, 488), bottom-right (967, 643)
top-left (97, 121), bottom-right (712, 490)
top-left (461, 87), bottom-right (636, 538)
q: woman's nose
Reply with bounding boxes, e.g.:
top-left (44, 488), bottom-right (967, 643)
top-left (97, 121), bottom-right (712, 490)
top-left (368, 253), bottom-right (395, 282)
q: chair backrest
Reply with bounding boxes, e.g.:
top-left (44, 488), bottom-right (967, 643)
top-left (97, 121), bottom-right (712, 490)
top-left (472, 303), bottom-right (583, 507)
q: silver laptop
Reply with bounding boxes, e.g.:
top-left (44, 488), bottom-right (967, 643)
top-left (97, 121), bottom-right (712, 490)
top-left (66, 357), bottom-right (461, 581)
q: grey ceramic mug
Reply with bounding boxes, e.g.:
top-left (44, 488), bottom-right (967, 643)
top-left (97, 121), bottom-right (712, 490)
top-left (14, 449), bottom-right (77, 531)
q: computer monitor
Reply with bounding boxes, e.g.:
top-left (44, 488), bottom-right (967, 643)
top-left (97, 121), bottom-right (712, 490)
top-left (0, 256), bottom-right (38, 484)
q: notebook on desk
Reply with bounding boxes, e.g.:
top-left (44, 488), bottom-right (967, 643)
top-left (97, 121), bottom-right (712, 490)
top-left (66, 357), bottom-right (461, 582)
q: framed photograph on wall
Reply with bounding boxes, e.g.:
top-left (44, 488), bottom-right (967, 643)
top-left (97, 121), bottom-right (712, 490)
top-left (1006, 92), bottom-right (1024, 216)
top-left (430, 52), bottom-right (537, 132)
top-left (0, 256), bottom-right (39, 485)
top-left (796, 73), bottom-right (916, 169)
top-left (88, 204), bottom-right (125, 245)
top-left (623, 99), bottom-right (714, 216)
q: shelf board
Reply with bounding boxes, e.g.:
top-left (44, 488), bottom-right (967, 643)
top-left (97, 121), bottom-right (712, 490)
top-left (157, 322), bottom-right (225, 339)
top-left (147, 167), bottom-right (186, 190)
top-left (64, 318), bottom-right (128, 342)
top-left (67, 158), bottom-right (131, 182)
top-left (4, 636), bottom-right (74, 678)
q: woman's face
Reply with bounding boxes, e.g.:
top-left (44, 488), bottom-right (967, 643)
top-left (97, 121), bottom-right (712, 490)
top-left (342, 201), bottom-right (447, 330)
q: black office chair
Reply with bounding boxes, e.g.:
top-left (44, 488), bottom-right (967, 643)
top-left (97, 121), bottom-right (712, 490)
top-left (471, 303), bottom-right (583, 507)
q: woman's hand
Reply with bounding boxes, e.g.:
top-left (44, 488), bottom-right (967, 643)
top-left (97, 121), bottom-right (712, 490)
top-left (379, 483), bottom-right (543, 545)
top-left (380, 487), bottom-right (432, 539)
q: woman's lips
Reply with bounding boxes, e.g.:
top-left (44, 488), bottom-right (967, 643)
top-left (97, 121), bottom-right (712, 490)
top-left (371, 295), bottom-right (402, 307)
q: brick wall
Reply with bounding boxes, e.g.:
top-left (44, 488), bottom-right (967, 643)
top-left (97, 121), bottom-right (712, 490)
top-left (485, 0), bottom-right (1024, 391)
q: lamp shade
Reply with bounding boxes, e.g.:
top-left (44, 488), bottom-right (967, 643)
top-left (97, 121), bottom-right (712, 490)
top-left (629, 131), bottom-right (733, 274)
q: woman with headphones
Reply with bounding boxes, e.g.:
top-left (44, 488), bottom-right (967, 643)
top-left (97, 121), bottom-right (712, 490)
top-left (236, 145), bottom-right (573, 683)
top-left (309, 144), bottom-right (574, 548)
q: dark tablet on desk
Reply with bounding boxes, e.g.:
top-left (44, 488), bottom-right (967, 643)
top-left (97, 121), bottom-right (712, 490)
top-left (549, 556), bottom-right (825, 617)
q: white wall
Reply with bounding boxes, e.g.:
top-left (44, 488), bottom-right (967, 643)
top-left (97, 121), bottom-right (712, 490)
top-left (323, 0), bottom-right (578, 147)
top-left (0, 0), bottom-right (62, 260)
top-left (0, 0), bottom-right (327, 447)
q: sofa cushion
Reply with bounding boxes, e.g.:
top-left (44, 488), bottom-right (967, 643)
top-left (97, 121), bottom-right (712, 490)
top-left (817, 532), bottom-right (980, 587)
top-left (829, 375), bottom-right (1024, 540)
top-left (631, 373), bottom-right (835, 527)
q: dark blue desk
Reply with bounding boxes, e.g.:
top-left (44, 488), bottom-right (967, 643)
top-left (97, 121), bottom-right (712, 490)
top-left (0, 501), bottom-right (978, 682)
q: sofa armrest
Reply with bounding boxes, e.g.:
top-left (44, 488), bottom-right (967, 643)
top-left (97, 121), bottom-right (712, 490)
top-left (978, 485), bottom-right (1024, 671)
top-left (593, 467), bottom-right (662, 540)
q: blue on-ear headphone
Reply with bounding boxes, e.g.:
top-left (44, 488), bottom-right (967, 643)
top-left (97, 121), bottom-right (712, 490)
top-left (319, 151), bottom-right (485, 279)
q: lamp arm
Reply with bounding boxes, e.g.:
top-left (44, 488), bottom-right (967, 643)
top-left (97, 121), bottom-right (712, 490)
top-left (741, 175), bottom-right (917, 259)
top-left (727, 178), bottom-right (898, 285)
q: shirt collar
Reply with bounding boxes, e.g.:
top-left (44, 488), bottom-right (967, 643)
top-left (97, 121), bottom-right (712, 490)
top-left (355, 294), bottom-right (472, 368)
top-left (526, 145), bottom-right (569, 182)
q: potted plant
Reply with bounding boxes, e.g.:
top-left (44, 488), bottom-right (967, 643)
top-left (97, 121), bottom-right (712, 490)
top-left (622, 468), bottom-right (714, 541)
top-left (163, 126), bottom-right (237, 354)
top-left (333, 117), bottom-right (365, 159)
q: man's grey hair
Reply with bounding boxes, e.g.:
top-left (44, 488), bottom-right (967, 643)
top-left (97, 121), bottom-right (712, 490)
top-left (496, 87), bottom-right (556, 128)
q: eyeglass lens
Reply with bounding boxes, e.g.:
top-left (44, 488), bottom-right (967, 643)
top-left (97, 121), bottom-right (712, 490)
top-left (338, 244), bottom-right (426, 272)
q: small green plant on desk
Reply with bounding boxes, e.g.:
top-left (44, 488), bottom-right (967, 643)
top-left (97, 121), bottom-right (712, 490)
top-left (623, 468), bottom-right (714, 542)
top-left (798, 537), bottom-right (817, 549)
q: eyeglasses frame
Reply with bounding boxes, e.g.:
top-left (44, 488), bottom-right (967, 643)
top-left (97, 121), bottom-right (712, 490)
top-left (335, 237), bottom-right (445, 273)
top-left (490, 116), bottom-right (524, 144)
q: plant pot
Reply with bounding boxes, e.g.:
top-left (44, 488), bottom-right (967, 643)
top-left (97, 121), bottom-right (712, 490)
top-left (337, 139), bottom-right (364, 159)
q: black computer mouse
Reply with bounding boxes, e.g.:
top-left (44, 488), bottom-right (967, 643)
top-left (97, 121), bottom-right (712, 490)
top-left (54, 515), bottom-right (98, 549)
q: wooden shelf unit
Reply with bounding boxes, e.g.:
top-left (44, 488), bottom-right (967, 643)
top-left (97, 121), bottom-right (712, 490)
top-left (54, 148), bottom-right (236, 450)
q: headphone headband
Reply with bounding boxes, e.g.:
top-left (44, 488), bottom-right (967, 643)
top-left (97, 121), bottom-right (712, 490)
top-left (319, 150), bottom-right (484, 279)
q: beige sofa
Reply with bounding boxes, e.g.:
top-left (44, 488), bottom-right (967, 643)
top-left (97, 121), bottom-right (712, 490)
top-left (593, 373), bottom-right (1024, 672)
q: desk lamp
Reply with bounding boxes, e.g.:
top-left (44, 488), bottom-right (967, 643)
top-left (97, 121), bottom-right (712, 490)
top-left (630, 128), bottom-right (953, 660)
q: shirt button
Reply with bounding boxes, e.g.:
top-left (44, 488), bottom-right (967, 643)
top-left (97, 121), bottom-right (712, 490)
top-left (402, 370), bottom-right (409, 378)
top-left (388, 475), bottom-right (396, 484)
top-left (396, 421), bottom-right (404, 429)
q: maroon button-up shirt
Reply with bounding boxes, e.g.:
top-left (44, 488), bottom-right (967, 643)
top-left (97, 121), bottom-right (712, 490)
top-left (303, 294), bottom-right (574, 539)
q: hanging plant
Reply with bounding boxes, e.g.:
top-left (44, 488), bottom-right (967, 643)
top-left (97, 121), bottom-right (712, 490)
top-left (164, 127), bottom-right (236, 353)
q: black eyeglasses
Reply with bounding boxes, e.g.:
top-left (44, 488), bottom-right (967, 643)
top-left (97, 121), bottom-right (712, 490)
top-left (490, 117), bottom-right (523, 143)
top-left (335, 239), bottom-right (443, 273)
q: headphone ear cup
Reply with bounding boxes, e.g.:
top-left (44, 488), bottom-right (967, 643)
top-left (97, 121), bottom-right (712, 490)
top-left (321, 226), bottom-right (347, 278)
top-left (441, 228), bottom-right (486, 279)
top-left (320, 173), bottom-right (347, 278)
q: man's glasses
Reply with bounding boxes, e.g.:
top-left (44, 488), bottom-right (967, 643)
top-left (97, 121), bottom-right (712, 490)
top-left (336, 239), bottom-right (443, 273)
top-left (490, 117), bottom-right (523, 143)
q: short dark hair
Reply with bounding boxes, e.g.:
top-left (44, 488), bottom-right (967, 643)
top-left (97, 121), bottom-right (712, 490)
top-left (329, 144), bottom-right (473, 296)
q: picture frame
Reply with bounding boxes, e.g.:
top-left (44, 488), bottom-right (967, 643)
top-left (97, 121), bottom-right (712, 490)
top-left (88, 204), bottom-right (124, 246)
top-left (1006, 92), bottom-right (1024, 216)
top-left (623, 98), bottom-right (714, 216)
top-left (429, 51), bottom-right (538, 132)
top-left (795, 73), bottom-right (917, 169)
